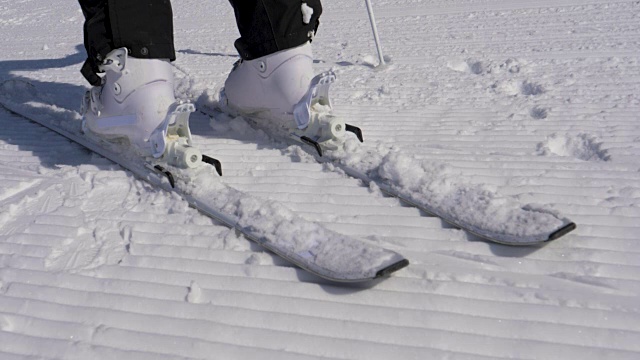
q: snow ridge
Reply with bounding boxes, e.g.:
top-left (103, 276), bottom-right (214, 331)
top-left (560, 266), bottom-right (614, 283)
top-left (1, 0), bottom-right (640, 359)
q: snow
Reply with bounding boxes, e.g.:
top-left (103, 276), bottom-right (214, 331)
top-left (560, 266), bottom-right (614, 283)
top-left (1, 0), bottom-right (640, 359)
top-left (536, 132), bottom-right (611, 161)
top-left (301, 3), bottom-right (314, 25)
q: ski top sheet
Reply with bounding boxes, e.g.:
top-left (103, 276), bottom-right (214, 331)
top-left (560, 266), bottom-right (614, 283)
top-left (195, 88), bottom-right (575, 247)
top-left (0, 79), bottom-right (409, 283)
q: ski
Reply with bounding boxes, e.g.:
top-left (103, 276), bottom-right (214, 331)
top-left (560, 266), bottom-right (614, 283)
top-left (197, 70), bottom-right (576, 246)
top-left (0, 79), bottom-right (409, 283)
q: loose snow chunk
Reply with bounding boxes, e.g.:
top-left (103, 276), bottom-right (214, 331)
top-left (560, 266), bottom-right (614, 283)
top-left (186, 281), bottom-right (203, 304)
top-left (301, 3), bottom-right (314, 24)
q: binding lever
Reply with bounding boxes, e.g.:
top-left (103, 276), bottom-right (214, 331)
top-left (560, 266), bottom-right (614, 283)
top-left (293, 71), bottom-right (336, 130)
top-left (345, 124), bottom-right (364, 143)
top-left (202, 154), bottom-right (223, 176)
top-left (149, 101), bottom-right (203, 169)
top-left (154, 165), bottom-right (176, 188)
top-left (300, 136), bottom-right (323, 157)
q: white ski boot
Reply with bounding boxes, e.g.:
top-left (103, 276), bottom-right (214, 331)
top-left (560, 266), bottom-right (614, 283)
top-left (223, 42), bottom-right (314, 122)
top-left (81, 48), bottom-right (201, 168)
top-left (221, 43), bottom-right (362, 155)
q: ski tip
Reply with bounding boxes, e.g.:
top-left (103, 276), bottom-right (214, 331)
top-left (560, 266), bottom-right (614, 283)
top-left (547, 222), bottom-right (577, 242)
top-left (375, 258), bottom-right (410, 279)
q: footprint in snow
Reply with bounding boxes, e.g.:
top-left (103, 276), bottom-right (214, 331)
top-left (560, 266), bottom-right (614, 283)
top-left (446, 58), bottom-right (521, 75)
top-left (536, 133), bottom-right (611, 161)
top-left (490, 79), bottom-right (547, 97)
top-left (521, 80), bottom-right (546, 96)
top-left (446, 59), bottom-right (483, 74)
top-left (468, 60), bottom-right (487, 75)
top-left (530, 106), bottom-right (549, 119)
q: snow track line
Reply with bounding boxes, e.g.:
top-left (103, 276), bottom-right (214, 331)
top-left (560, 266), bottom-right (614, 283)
top-left (3, 283), bottom-right (640, 357)
top-left (5, 263), bottom-right (634, 317)
top-left (95, 262), bottom-right (640, 314)
top-left (123, 250), bottom-right (640, 297)
top-left (119, 253), bottom-right (640, 298)
top-left (3, 268), bottom-right (634, 330)
top-left (0, 329), bottom-right (301, 360)
top-left (325, 0), bottom-right (636, 21)
top-left (128, 243), bottom-right (283, 266)
top-left (0, 350), bottom-right (57, 360)
top-left (2, 276), bottom-right (634, 352)
top-left (1, 290), bottom-right (505, 360)
top-left (0, 242), bottom-right (51, 258)
top-left (0, 332), bottom-right (199, 360)
top-left (0, 178), bottom-right (52, 209)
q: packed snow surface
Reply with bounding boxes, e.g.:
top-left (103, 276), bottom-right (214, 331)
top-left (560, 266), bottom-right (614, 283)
top-left (1, 0), bottom-right (640, 359)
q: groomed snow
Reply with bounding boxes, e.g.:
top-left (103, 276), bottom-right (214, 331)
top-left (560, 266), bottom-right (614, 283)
top-left (1, 0), bottom-right (640, 359)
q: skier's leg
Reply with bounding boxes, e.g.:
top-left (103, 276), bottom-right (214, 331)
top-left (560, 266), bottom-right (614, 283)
top-left (79, 0), bottom-right (182, 157)
top-left (228, 0), bottom-right (322, 60)
top-left (78, 0), bottom-right (176, 85)
top-left (78, 0), bottom-right (114, 86)
top-left (224, 1), bottom-right (324, 120)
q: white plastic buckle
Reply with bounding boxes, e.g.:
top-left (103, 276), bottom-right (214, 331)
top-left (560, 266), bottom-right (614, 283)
top-left (149, 101), bottom-right (196, 158)
top-left (99, 48), bottom-right (127, 73)
top-left (293, 71), bottom-right (336, 129)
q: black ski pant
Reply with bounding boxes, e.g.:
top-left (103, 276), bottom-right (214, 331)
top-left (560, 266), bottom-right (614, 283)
top-left (78, 0), bottom-right (323, 86)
